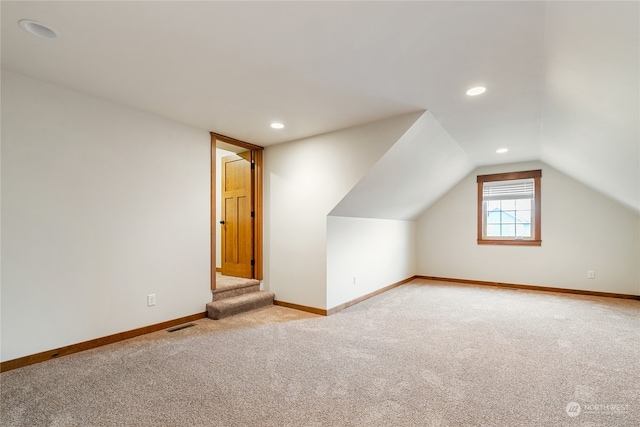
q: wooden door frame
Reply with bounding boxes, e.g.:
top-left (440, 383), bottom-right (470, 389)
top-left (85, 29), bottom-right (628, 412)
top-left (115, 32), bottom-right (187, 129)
top-left (211, 132), bottom-right (264, 290)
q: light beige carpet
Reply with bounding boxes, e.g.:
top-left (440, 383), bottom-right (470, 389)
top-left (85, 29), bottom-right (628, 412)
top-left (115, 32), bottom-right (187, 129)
top-left (215, 272), bottom-right (259, 290)
top-left (2, 279), bottom-right (639, 426)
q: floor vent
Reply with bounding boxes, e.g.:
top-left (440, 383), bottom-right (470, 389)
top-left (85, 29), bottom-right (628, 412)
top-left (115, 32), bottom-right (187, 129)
top-left (167, 323), bottom-right (195, 333)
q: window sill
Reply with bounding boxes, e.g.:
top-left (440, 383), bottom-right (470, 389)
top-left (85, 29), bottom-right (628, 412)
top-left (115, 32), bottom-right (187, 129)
top-left (477, 239), bottom-right (541, 246)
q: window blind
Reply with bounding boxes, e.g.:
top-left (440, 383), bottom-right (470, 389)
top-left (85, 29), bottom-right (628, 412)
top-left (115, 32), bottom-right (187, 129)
top-left (483, 178), bottom-right (534, 201)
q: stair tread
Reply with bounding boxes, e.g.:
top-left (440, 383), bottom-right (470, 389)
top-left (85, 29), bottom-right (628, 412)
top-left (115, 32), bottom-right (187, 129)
top-left (212, 281), bottom-right (260, 294)
top-left (215, 275), bottom-right (260, 291)
top-left (209, 291), bottom-right (274, 307)
top-left (206, 291), bottom-right (275, 320)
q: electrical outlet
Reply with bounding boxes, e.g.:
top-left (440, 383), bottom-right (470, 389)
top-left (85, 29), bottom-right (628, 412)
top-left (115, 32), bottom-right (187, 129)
top-left (353, 276), bottom-right (357, 285)
top-left (147, 294), bottom-right (156, 306)
top-left (587, 271), bottom-right (595, 279)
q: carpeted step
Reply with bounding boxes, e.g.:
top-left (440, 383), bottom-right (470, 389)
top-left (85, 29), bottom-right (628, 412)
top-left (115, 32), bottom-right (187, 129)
top-left (212, 281), bottom-right (260, 301)
top-left (207, 291), bottom-right (275, 320)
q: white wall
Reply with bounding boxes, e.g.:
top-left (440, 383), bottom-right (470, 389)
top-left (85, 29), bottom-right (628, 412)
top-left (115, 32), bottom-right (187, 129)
top-left (416, 161), bottom-right (640, 295)
top-left (1, 72), bottom-right (212, 362)
top-left (327, 217), bottom-right (415, 309)
top-left (264, 112), bottom-right (422, 309)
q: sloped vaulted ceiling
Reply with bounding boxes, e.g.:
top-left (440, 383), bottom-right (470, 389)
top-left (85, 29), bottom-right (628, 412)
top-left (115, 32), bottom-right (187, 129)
top-left (539, 1), bottom-right (639, 212)
top-left (1, 1), bottom-right (638, 212)
top-left (330, 111), bottom-right (474, 220)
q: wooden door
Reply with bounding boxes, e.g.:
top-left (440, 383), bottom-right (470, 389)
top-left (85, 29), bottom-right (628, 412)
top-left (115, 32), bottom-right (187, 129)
top-left (221, 152), bottom-right (253, 278)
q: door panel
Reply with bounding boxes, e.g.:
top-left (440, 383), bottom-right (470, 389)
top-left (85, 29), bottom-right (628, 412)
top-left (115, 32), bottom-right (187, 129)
top-left (221, 152), bottom-right (253, 278)
top-left (223, 196), bottom-right (238, 264)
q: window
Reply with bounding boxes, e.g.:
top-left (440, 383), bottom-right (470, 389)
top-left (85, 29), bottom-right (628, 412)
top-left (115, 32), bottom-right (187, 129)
top-left (477, 170), bottom-right (541, 246)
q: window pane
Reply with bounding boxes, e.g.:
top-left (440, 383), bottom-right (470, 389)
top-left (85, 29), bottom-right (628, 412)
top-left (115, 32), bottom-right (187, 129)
top-left (516, 199), bottom-right (531, 210)
top-left (486, 200), bottom-right (501, 211)
top-left (487, 224), bottom-right (501, 236)
top-left (501, 224), bottom-right (515, 236)
top-left (502, 199), bottom-right (516, 210)
top-left (501, 211), bottom-right (516, 223)
top-left (485, 200), bottom-right (530, 238)
top-left (487, 210), bottom-right (501, 223)
top-left (517, 210), bottom-right (531, 222)
top-left (516, 224), bottom-right (531, 237)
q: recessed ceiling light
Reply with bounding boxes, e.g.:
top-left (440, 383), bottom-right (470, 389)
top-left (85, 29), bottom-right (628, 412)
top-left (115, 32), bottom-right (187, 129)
top-left (270, 122), bottom-right (284, 129)
top-left (466, 86), bottom-right (486, 96)
top-left (496, 148), bottom-right (509, 154)
top-left (19, 19), bottom-right (60, 39)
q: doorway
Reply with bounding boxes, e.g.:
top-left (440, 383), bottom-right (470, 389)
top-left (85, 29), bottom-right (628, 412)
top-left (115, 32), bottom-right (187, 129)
top-left (211, 133), bottom-right (263, 290)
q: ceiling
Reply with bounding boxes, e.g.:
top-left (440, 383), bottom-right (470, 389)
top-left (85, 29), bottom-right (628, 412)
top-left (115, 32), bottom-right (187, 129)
top-left (1, 1), bottom-right (638, 212)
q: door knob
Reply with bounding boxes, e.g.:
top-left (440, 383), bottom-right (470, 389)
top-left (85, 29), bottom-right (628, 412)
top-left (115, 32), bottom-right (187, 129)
top-left (220, 221), bottom-right (225, 225)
